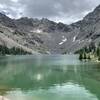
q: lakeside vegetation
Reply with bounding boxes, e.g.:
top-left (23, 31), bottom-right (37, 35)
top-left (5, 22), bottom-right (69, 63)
top-left (0, 45), bottom-right (31, 55)
top-left (76, 42), bottom-right (100, 61)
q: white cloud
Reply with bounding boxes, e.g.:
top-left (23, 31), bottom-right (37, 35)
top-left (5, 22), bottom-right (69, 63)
top-left (10, 0), bottom-right (18, 3)
top-left (0, 0), bottom-right (100, 24)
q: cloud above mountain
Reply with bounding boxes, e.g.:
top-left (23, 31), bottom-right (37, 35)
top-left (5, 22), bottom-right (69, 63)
top-left (0, 0), bottom-right (100, 24)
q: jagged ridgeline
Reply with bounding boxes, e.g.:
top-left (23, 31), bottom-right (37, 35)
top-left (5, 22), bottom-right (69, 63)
top-left (0, 5), bottom-right (100, 54)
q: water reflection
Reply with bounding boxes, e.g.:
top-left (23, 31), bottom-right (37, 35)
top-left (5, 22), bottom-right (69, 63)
top-left (0, 55), bottom-right (100, 100)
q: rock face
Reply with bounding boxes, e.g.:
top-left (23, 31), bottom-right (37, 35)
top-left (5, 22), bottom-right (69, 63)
top-left (0, 4), bottom-right (100, 54)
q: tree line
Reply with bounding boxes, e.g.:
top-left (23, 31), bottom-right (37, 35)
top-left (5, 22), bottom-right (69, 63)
top-left (75, 42), bottom-right (100, 61)
top-left (0, 45), bottom-right (31, 55)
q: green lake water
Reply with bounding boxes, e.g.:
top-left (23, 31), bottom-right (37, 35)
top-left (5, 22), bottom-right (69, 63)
top-left (0, 55), bottom-right (100, 100)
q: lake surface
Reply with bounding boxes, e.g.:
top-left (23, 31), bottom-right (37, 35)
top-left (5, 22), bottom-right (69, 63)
top-left (0, 55), bottom-right (100, 100)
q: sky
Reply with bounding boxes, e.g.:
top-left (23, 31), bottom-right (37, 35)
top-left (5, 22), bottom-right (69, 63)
top-left (0, 0), bottom-right (100, 24)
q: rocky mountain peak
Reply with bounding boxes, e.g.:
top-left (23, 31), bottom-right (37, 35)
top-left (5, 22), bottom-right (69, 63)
top-left (41, 18), bottom-right (50, 23)
top-left (94, 4), bottom-right (100, 12)
top-left (83, 4), bottom-right (100, 24)
top-left (16, 17), bottom-right (34, 26)
top-left (0, 12), bottom-right (16, 28)
top-left (0, 12), bottom-right (7, 18)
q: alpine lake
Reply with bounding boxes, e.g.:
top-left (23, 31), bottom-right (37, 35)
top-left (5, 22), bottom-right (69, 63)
top-left (0, 55), bottom-right (100, 100)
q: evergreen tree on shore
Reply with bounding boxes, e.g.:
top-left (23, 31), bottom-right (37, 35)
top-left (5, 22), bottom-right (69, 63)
top-left (78, 42), bottom-right (100, 61)
top-left (0, 45), bottom-right (31, 55)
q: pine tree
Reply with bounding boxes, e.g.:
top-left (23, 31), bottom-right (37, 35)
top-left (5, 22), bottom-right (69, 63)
top-left (96, 47), bottom-right (100, 56)
top-left (83, 53), bottom-right (87, 59)
top-left (79, 53), bottom-right (83, 60)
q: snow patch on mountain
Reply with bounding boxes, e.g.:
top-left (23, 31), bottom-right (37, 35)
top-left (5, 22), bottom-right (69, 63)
top-left (73, 35), bottom-right (77, 42)
top-left (59, 36), bottom-right (67, 45)
top-left (30, 29), bottom-right (43, 33)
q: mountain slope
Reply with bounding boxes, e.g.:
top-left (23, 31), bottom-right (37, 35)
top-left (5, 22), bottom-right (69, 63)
top-left (0, 5), bottom-right (100, 54)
